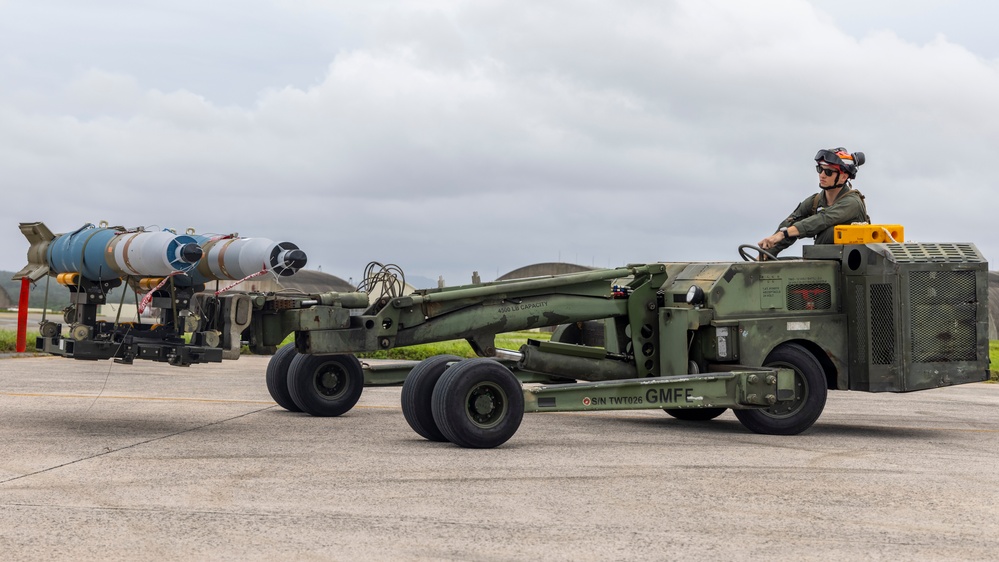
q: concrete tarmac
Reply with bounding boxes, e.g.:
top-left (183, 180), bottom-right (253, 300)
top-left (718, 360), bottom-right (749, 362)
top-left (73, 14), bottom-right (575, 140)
top-left (1, 354), bottom-right (998, 561)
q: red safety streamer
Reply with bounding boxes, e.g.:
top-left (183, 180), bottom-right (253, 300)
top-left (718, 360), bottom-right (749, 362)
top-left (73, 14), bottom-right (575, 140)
top-left (137, 272), bottom-right (182, 314)
top-left (214, 266), bottom-right (269, 296)
top-left (16, 278), bottom-right (30, 352)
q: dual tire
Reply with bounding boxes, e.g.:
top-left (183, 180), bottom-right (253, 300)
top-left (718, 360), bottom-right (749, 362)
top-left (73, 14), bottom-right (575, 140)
top-left (265, 344), bottom-right (364, 417)
top-left (402, 356), bottom-right (524, 448)
top-left (265, 344), bottom-right (302, 412)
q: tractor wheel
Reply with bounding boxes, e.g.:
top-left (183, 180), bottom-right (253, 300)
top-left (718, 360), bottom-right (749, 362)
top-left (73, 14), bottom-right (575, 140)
top-left (551, 320), bottom-right (605, 347)
top-left (733, 343), bottom-right (827, 435)
top-left (663, 407), bottom-right (727, 421)
top-left (401, 355), bottom-right (462, 442)
top-left (431, 358), bottom-right (524, 449)
top-left (287, 353), bottom-right (364, 417)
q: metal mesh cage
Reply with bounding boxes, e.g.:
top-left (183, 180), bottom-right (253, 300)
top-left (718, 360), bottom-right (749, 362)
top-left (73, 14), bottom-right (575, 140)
top-left (909, 271), bottom-right (977, 362)
top-left (870, 283), bottom-right (895, 365)
top-left (884, 243), bottom-right (981, 264)
top-left (853, 284), bottom-right (867, 365)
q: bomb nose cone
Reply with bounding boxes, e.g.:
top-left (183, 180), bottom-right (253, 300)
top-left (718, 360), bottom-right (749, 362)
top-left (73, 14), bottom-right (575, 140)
top-left (180, 243), bottom-right (204, 264)
top-left (284, 249), bottom-right (307, 270)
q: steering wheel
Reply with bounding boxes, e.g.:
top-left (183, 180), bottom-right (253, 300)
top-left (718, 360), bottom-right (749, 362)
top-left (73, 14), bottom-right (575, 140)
top-left (738, 244), bottom-right (778, 262)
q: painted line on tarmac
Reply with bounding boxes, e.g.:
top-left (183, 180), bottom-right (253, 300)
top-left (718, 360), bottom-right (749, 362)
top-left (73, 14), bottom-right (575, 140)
top-left (0, 391), bottom-right (399, 409)
top-left (0, 391), bottom-right (274, 405)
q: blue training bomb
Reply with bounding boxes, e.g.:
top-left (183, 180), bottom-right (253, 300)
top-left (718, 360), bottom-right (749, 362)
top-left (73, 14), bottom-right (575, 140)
top-left (14, 222), bottom-right (308, 288)
top-left (15, 222), bottom-right (203, 282)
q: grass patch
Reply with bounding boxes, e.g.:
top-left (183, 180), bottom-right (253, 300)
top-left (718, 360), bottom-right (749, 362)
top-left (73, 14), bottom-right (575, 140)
top-left (356, 331), bottom-right (553, 361)
top-left (990, 340), bottom-right (999, 382)
top-left (242, 331), bottom-right (552, 359)
top-left (0, 329), bottom-right (38, 354)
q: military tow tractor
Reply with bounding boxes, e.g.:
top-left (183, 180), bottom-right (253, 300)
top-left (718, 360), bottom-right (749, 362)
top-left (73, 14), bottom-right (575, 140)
top-left (243, 237), bottom-right (989, 448)
top-left (15, 222), bottom-right (989, 448)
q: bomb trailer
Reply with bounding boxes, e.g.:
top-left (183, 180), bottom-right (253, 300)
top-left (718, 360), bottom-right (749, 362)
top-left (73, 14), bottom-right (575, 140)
top-left (19, 225), bottom-right (991, 448)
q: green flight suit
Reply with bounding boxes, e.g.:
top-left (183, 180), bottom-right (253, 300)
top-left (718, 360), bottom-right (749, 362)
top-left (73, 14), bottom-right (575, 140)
top-left (771, 184), bottom-right (870, 255)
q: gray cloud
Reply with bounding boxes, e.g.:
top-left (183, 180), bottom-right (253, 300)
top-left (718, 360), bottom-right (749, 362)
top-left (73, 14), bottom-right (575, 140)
top-left (1, 0), bottom-right (996, 285)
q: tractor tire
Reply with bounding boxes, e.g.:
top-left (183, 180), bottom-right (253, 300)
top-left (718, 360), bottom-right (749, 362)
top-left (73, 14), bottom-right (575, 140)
top-left (733, 343), bottom-right (827, 435)
top-left (287, 353), bottom-right (364, 417)
top-left (431, 358), bottom-right (524, 449)
top-left (401, 354), bottom-right (462, 442)
top-left (265, 343), bottom-right (302, 412)
top-left (663, 407), bottom-right (727, 421)
top-left (551, 320), bottom-right (605, 347)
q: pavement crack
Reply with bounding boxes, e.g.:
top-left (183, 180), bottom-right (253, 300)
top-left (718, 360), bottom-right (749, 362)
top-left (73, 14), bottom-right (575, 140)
top-left (0, 406), bottom-right (276, 486)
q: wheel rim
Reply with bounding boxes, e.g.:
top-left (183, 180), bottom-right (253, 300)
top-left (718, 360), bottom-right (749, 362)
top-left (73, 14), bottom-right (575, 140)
top-left (761, 361), bottom-right (807, 418)
top-left (464, 382), bottom-right (507, 429)
top-left (313, 362), bottom-right (348, 399)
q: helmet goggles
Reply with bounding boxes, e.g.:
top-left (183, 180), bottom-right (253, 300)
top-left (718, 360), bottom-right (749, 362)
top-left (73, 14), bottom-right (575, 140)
top-left (814, 147), bottom-right (864, 179)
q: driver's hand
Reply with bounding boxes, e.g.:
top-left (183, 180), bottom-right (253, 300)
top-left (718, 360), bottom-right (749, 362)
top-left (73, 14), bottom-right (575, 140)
top-left (758, 235), bottom-right (777, 250)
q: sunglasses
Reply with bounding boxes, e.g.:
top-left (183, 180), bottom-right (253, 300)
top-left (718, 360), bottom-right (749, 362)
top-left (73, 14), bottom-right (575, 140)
top-left (816, 165), bottom-right (839, 177)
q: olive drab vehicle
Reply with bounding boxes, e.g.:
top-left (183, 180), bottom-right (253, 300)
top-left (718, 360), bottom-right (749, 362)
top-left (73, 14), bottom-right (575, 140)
top-left (16, 221), bottom-right (991, 448)
top-left (259, 239), bottom-right (989, 447)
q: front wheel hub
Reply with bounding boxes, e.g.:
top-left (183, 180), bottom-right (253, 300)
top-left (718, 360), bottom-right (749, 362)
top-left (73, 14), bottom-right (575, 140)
top-left (316, 366), bottom-right (345, 397)
top-left (474, 394), bottom-right (495, 416)
top-left (467, 384), bottom-right (506, 427)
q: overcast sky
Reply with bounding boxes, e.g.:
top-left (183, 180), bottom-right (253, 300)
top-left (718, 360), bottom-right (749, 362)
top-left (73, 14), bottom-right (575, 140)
top-left (2, 0), bottom-right (996, 287)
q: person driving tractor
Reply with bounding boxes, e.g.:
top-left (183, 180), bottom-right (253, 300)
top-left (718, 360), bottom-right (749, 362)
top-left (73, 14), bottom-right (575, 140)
top-left (758, 147), bottom-right (870, 256)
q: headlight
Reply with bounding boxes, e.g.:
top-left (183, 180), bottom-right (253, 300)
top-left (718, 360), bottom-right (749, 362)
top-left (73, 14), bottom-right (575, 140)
top-left (685, 285), bottom-right (705, 306)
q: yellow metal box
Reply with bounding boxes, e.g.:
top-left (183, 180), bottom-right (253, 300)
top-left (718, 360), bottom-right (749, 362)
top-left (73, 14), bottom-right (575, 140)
top-left (834, 224), bottom-right (904, 244)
